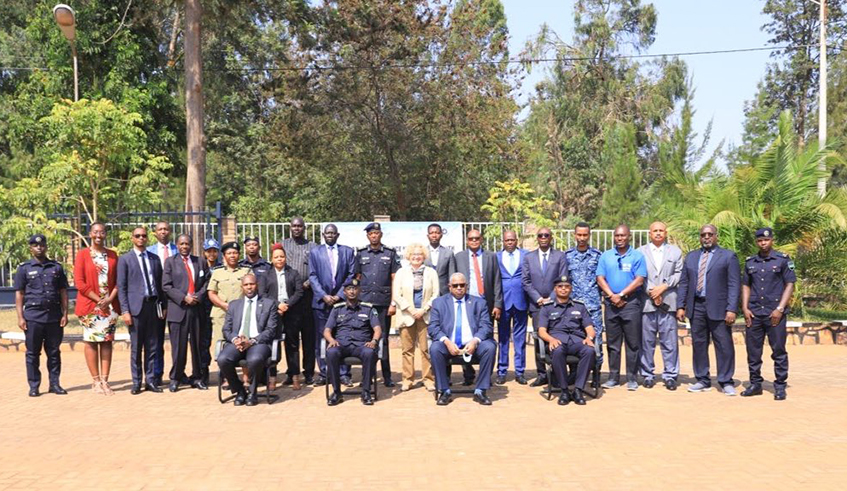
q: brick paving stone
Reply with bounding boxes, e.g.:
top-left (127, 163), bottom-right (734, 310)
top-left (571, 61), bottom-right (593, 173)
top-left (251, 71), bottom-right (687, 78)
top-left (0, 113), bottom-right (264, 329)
top-left (0, 344), bottom-right (845, 489)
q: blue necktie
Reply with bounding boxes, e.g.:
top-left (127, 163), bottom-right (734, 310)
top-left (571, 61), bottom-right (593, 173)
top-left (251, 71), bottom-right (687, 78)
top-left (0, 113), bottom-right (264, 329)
top-left (541, 252), bottom-right (548, 274)
top-left (509, 252), bottom-right (516, 275)
top-left (454, 299), bottom-right (463, 347)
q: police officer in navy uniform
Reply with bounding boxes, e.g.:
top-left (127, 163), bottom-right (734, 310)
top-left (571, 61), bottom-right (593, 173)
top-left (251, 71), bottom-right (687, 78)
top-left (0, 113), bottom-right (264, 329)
top-left (13, 234), bottom-right (70, 397)
top-left (354, 222), bottom-right (400, 387)
top-left (239, 235), bottom-right (272, 277)
top-left (741, 227), bottom-right (796, 401)
top-left (324, 278), bottom-right (382, 406)
top-left (537, 275), bottom-right (596, 406)
top-left (198, 238), bottom-right (221, 385)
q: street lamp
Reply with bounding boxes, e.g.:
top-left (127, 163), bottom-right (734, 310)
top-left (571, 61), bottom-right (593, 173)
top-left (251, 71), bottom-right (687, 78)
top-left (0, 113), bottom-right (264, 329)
top-left (52, 4), bottom-right (78, 102)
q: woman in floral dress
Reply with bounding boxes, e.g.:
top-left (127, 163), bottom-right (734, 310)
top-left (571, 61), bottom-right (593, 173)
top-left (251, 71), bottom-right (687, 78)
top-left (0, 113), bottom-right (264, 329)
top-left (73, 222), bottom-right (120, 394)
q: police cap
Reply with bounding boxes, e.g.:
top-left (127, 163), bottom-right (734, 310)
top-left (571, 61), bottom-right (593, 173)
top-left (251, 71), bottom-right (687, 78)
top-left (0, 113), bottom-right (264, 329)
top-left (755, 227), bottom-right (774, 239)
top-left (203, 238), bottom-right (221, 251)
top-left (553, 275), bottom-right (571, 286)
top-left (364, 222), bottom-right (381, 232)
top-left (28, 234), bottom-right (47, 246)
top-left (220, 241), bottom-right (240, 253)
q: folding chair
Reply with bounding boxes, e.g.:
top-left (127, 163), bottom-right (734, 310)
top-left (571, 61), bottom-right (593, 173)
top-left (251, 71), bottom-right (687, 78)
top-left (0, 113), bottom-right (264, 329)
top-left (215, 336), bottom-right (284, 405)
top-left (427, 336), bottom-right (490, 401)
top-left (531, 331), bottom-right (601, 400)
top-left (320, 338), bottom-right (383, 401)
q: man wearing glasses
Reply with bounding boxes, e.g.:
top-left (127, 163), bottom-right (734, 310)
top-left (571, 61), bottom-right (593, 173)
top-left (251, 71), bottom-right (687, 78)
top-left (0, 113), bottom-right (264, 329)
top-left (521, 227), bottom-right (569, 387)
top-left (676, 224), bottom-right (740, 395)
top-left (596, 224), bottom-right (647, 390)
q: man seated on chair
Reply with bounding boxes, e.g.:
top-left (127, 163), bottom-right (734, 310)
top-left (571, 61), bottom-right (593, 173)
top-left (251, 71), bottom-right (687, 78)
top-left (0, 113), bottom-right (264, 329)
top-left (217, 273), bottom-right (278, 407)
top-left (324, 278), bottom-right (381, 406)
top-left (428, 273), bottom-right (496, 406)
top-left (537, 275), bottom-right (596, 406)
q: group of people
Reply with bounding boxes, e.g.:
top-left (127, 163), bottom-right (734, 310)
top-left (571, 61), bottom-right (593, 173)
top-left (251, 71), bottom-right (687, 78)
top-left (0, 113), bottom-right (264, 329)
top-left (13, 218), bottom-right (795, 407)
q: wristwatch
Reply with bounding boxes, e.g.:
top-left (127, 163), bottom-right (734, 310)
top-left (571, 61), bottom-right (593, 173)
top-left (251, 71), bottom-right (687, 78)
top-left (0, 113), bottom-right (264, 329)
top-left (776, 306), bottom-right (784, 313)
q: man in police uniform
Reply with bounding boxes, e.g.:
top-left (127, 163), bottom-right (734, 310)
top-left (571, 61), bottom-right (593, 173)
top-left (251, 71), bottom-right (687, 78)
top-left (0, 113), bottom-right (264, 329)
top-left (537, 275), bottom-right (596, 405)
top-left (354, 222), bottom-right (400, 387)
top-left (239, 235), bottom-right (272, 277)
top-left (198, 238), bottom-right (221, 385)
top-left (14, 234), bottom-right (69, 397)
top-left (565, 222), bottom-right (604, 375)
top-left (741, 227), bottom-right (796, 401)
top-left (208, 242), bottom-right (253, 340)
top-left (324, 279), bottom-right (382, 406)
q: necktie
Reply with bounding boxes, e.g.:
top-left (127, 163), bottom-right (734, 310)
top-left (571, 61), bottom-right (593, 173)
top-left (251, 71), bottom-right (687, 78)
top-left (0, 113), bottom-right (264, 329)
top-left (241, 298), bottom-right (253, 338)
top-left (541, 252), bottom-right (548, 274)
top-left (329, 246), bottom-right (337, 289)
top-left (140, 252), bottom-right (153, 296)
top-left (162, 244), bottom-right (169, 260)
top-left (472, 252), bottom-right (485, 296)
top-left (697, 250), bottom-right (710, 293)
top-left (509, 252), bottom-right (516, 275)
top-left (454, 299), bottom-right (463, 347)
top-left (182, 256), bottom-right (195, 295)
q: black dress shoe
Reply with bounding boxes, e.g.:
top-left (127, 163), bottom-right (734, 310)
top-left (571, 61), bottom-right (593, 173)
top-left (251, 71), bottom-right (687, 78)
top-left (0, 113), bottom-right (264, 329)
top-left (145, 384), bottom-right (163, 393)
top-left (327, 392), bottom-right (343, 406)
top-left (436, 391), bottom-right (452, 406)
top-left (314, 376), bottom-right (327, 386)
top-left (384, 379), bottom-right (396, 388)
top-left (495, 375), bottom-right (506, 385)
top-left (234, 391), bottom-right (247, 406)
top-left (245, 393), bottom-right (259, 406)
top-left (665, 379), bottom-right (677, 391)
top-left (741, 385), bottom-right (763, 397)
top-left (48, 385), bottom-right (68, 395)
top-left (530, 376), bottom-right (548, 387)
top-left (774, 387), bottom-right (787, 401)
top-left (643, 379), bottom-right (656, 389)
top-left (303, 376), bottom-right (315, 386)
top-left (28, 388), bottom-right (40, 397)
top-left (515, 375), bottom-right (528, 385)
top-left (473, 391), bottom-right (492, 406)
top-left (572, 389), bottom-right (587, 405)
top-left (361, 392), bottom-right (374, 406)
top-left (462, 377), bottom-right (475, 386)
top-left (192, 380), bottom-right (209, 391)
top-left (341, 376), bottom-right (354, 387)
top-left (282, 376), bottom-right (294, 386)
top-left (557, 391), bottom-right (570, 406)
top-left (168, 381), bottom-right (179, 393)
top-left (130, 385), bottom-right (142, 395)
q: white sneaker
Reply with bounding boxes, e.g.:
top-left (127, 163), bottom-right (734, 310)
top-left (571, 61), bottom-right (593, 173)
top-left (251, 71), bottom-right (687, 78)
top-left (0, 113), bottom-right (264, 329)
top-left (722, 385), bottom-right (737, 396)
top-left (687, 381), bottom-right (712, 392)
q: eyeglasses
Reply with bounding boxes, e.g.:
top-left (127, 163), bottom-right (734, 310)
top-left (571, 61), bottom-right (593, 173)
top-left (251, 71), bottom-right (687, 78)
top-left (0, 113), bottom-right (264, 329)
top-left (700, 232), bottom-right (715, 237)
top-left (537, 233), bottom-right (551, 238)
top-left (133, 234), bottom-right (148, 238)
top-left (450, 283), bottom-right (467, 288)
top-left (467, 237), bottom-right (481, 241)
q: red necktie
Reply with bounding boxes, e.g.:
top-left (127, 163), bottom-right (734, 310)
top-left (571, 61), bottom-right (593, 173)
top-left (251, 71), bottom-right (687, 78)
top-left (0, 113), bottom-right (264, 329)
top-left (183, 256), bottom-right (195, 295)
top-left (163, 245), bottom-right (169, 259)
top-left (472, 253), bottom-right (485, 296)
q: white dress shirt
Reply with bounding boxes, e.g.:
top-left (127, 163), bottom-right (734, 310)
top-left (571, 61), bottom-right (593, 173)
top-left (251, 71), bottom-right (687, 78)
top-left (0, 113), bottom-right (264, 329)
top-left (505, 250), bottom-right (520, 275)
top-left (539, 249), bottom-right (550, 269)
top-left (429, 246), bottom-right (440, 266)
top-left (135, 249), bottom-right (155, 296)
top-left (649, 243), bottom-right (665, 272)
top-left (439, 296), bottom-right (480, 346)
top-left (276, 268), bottom-right (289, 303)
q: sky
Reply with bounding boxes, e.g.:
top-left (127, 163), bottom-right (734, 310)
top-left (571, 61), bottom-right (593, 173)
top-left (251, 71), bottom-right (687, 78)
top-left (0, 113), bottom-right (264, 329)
top-left (501, 0), bottom-right (773, 164)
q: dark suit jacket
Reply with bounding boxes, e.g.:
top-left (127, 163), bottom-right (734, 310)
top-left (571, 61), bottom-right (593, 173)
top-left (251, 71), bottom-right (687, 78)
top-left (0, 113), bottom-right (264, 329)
top-left (450, 249), bottom-right (503, 314)
top-left (162, 254), bottom-right (209, 322)
top-left (677, 246), bottom-right (741, 321)
top-left (427, 294), bottom-right (493, 343)
top-left (222, 295), bottom-right (278, 345)
top-left (521, 248), bottom-right (569, 312)
top-left (497, 248), bottom-right (528, 311)
top-left (308, 244), bottom-right (355, 309)
top-left (424, 245), bottom-right (455, 296)
top-left (117, 249), bottom-right (166, 317)
top-left (258, 265), bottom-right (304, 311)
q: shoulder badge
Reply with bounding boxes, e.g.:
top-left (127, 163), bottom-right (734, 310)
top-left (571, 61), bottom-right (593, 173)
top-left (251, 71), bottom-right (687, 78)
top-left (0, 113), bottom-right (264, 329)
top-left (746, 255), bottom-right (754, 262)
top-left (332, 302), bottom-right (345, 309)
top-left (212, 265), bottom-right (224, 270)
top-left (788, 260), bottom-right (795, 270)
top-left (572, 299), bottom-right (585, 305)
top-left (361, 302), bottom-right (374, 307)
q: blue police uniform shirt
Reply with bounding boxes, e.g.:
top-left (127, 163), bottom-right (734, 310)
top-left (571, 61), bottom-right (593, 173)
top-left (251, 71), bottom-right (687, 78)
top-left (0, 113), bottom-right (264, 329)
top-left (596, 246), bottom-right (647, 295)
top-left (565, 247), bottom-right (602, 311)
top-left (13, 258), bottom-right (69, 323)
top-left (538, 299), bottom-right (594, 340)
top-left (354, 245), bottom-right (401, 306)
top-left (744, 250), bottom-right (796, 316)
top-left (239, 257), bottom-right (272, 277)
top-left (325, 301), bottom-right (381, 345)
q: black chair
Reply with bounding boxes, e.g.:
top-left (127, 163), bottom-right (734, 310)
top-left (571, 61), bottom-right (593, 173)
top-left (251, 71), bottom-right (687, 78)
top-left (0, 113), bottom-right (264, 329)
top-left (531, 332), bottom-right (601, 400)
top-left (319, 338), bottom-right (383, 402)
top-left (427, 337), bottom-right (491, 401)
top-left (215, 336), bottom-right (284, 405)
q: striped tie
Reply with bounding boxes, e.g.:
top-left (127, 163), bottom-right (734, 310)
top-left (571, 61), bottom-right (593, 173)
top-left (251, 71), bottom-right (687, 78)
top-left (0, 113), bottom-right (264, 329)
top-left (696, 250), bottom-right (709, 293)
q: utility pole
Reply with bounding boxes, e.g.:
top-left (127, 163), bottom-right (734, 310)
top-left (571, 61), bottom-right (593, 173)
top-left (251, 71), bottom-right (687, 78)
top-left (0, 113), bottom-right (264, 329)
top-left (818, 0), bottom-right (827, 197)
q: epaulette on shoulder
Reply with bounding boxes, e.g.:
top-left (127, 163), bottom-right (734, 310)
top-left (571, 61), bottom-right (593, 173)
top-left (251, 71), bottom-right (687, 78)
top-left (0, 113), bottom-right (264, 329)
top-left (361, 302), bottom-right (374, 307)
top-left (572, 299), bottom-right (585, 305)
top-left (746, 255), bottom-right (755, 261)
top-left (357, 246), bottom-right (368, 252)
top-left (17, 262), bottom-right (29, 268)
top-left (775, 251), bottom-right (788, 258)
top-left (332, 302), bottom-right (345, 309)
top-left (212, 264), bottom-right (224, 270)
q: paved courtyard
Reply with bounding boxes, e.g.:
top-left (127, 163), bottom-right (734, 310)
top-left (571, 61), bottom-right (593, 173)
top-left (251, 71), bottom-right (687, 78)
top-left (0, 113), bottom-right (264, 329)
top-left (0, 344), bottom-right (845, 490)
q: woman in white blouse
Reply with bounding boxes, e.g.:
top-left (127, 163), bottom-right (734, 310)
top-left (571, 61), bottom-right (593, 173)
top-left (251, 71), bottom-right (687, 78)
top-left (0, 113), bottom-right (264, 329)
top-left (392, 243), bottom-right (440, 391)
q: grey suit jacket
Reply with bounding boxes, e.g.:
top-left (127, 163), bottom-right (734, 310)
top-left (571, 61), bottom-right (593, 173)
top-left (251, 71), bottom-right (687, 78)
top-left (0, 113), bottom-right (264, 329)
top-left (449, 250), bottom-right (503, 314)
top-left (425, 245), bottom-right (455, 295)
top-left (637, 243), bottom-right (683, 313)
top-left (222, 295), bottom-right (278, 345)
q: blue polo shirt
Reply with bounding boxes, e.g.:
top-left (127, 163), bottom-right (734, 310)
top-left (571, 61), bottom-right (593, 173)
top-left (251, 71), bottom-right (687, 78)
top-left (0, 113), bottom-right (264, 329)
top-left (596, 246), bottom-right (647, 294)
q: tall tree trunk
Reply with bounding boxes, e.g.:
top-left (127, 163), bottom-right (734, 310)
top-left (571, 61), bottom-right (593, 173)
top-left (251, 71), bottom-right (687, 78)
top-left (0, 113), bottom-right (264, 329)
top-left (184, 0), bottom-right (206, 253)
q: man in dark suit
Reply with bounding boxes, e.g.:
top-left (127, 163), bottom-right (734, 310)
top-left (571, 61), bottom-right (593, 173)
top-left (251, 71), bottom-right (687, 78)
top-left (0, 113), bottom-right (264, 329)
top-left (162, 234), bottom-right (209, 392)
top-left (676, 224), bottom-right (741, 395)
top-left (424, 223), bottom-right (455, 295)
top-left (148, 220), bottom-right (178, 385)
top-left (217, 273), bottom-right (278, 406)
top-left (496, 229), bottom-right (529, 385)
top-left (428, 273), bottom-right (497, 406)
top-left (259, 243), bottom-right (304, 390)
top-left (308, 224), bottom-right (355, 385)
top-left (118, 226), bottom-right (167, 394)
top-left (521, 227), bottom-right (569, 387)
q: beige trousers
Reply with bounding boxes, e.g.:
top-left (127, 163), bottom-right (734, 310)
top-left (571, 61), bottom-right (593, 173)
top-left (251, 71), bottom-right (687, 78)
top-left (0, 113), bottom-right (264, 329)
top-left (399, 318), bottom-right (434, 385)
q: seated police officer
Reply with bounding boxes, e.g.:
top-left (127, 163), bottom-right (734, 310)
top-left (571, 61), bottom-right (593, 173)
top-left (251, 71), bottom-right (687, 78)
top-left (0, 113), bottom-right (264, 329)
top-left (324, 278), bottom-right (381, 406)
top-left (217, 273), bottom-right (278, 407)
top-left (14, 234), bottom-right (69, 397)
top-left (537, 275), bottom-right (596, 405)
